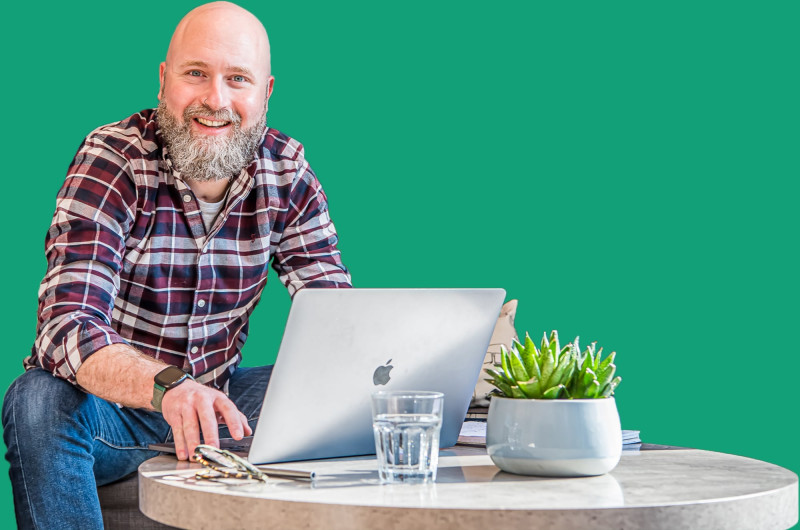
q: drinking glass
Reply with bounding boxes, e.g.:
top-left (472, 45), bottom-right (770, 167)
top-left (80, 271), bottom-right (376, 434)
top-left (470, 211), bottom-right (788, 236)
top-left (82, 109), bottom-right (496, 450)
top-left (371, 391), bottom-right (444, 484)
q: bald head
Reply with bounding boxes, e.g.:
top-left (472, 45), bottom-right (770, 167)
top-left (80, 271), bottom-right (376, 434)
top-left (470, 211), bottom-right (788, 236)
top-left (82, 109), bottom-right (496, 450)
top-left (166, 2), bottom-right (271, 79)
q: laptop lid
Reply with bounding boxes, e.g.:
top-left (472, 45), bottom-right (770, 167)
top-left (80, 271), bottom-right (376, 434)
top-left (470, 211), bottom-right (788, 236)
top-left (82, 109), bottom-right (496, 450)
top-left (247, 288), bottom-right (506, 464)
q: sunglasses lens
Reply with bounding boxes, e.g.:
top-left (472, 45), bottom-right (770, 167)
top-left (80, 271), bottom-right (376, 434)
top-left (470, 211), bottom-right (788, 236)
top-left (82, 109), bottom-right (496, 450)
top-left (194, 445), bottom-right (266, 481)
top-left (196, 445), bottom-right (239, 468)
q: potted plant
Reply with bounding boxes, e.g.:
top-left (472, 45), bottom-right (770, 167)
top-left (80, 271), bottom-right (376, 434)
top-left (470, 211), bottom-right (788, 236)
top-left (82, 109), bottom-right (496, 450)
top-left (485, 330), bottom-right (622, 477)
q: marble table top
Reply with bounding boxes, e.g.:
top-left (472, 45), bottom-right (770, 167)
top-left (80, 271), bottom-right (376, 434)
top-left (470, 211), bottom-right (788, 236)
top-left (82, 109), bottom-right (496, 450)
top-left (139, 444), bottom-right (798, 530)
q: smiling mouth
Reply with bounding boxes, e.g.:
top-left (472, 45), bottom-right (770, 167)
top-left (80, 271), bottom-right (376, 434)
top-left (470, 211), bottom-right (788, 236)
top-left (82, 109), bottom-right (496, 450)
top-left (195, 117), bottom-right (231, 128)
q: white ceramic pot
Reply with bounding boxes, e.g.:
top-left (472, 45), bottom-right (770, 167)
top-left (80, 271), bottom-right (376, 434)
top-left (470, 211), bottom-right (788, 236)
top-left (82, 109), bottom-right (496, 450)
top-left (486, 396), bottom-right (622, 477)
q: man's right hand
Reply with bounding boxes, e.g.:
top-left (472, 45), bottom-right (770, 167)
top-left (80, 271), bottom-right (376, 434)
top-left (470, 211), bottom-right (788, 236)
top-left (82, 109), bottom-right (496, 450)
top-left (160, 380), bottom-right (252, 460)
top-left (76, 344), bottom-right (252, 460)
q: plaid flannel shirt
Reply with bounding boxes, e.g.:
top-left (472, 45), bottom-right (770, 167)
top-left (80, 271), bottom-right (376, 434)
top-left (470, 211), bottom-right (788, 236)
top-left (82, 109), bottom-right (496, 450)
top-left (27, 109), bottom-right (351, 390)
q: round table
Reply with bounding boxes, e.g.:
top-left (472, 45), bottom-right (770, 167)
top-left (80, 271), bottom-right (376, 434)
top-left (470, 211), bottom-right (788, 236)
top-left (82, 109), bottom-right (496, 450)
top-left (139, 444), bottom-right (798, 530)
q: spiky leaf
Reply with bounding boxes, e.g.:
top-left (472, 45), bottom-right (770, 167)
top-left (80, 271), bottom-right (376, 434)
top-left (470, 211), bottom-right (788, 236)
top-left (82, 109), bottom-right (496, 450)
top-left (543, 384), bottom-right (565, 399)
top-left (581, 343), bottom-right (595, 371)
top-left (596, 363), bottom-right (616, 391)
top-left (507, 347), bottom-right (530, 383)
top-left (593, 347), bottom-right (604, 371)
top-left (509, 385), bottom-right (526, 399)
top-left (597, 350), bottom-right (616, 373)
top-left (500, 346), bottom-right (512, 380)
top-left (524, 334), bottom-right (543, 381)
top-left (547, 350), bottom-right (574, 388)
top-left (485, 368), bottom-right (514, 386)
top-left (486, 378), bottom-right (514, 397)
top-left (529, 353), bottom-right (542, 381)
top-left (583, 368), bottom-right (597, 387)
top-left (602, 376), bottom-right (622, 397)
top-left (571, 368), bottom-right (586, 396)
top-left (549, 330), bottom-right (561, 364)
top-left (540, 347), bottom-right (556, 387)
top-left (515, 339), bottom-right (536, 379)
top-left (518, 377), bottom-right (542, 399)
top-left (524, 333), bottom-right (538, 363)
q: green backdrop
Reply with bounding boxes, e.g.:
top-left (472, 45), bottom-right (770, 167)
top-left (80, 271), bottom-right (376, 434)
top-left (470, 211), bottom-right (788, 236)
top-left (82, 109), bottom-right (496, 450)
top-left (2, 0), bottom-right (797, 526)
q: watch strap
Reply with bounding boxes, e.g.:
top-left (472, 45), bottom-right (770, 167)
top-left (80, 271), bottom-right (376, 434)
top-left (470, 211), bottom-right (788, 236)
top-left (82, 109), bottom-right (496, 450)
top-left (151, 381), bottom-right (168, 412)
top-left (151, 369), bottom-right (194, 412)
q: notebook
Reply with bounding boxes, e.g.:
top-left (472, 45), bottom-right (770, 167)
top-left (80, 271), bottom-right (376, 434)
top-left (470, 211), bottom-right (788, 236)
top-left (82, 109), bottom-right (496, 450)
top-left (151, 288), bottom-right (506, 464)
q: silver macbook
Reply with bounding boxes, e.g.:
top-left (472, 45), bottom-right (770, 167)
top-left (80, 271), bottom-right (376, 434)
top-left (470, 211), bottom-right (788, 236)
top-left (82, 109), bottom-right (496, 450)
top-left (153, 288), bottom-right (506, 464)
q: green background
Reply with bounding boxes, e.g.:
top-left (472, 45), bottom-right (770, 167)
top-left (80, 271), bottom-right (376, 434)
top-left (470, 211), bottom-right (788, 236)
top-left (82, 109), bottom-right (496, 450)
top-left (2, 0), bottom-right (797, 526)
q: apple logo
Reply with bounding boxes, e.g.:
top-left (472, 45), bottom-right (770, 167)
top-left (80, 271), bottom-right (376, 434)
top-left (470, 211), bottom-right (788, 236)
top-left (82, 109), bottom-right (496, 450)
top-left (373, 359), bottom-right (393, 386)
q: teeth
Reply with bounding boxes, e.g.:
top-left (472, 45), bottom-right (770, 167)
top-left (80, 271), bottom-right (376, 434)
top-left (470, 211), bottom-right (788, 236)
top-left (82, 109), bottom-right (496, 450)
top-left (196, 117), bottom-right (229, 127)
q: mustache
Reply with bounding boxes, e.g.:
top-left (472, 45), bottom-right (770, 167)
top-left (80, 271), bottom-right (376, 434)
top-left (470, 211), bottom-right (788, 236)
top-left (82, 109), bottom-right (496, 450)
top-left (183, 104), bottom-right (242, 126)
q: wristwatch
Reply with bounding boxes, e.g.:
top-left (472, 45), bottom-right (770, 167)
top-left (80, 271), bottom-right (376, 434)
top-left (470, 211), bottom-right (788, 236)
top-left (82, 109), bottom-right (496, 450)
top-left (151, 366), bottom-right (194, 412)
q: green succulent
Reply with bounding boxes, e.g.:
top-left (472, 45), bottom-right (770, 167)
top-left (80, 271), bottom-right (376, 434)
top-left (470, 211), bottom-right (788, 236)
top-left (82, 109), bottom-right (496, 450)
top-left (485, 330), bottom-right (621, 399)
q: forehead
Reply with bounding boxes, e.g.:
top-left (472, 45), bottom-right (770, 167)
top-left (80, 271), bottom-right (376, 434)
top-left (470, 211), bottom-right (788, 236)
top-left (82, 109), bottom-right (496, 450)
top-left (168, 11), bottom-right (270, 79)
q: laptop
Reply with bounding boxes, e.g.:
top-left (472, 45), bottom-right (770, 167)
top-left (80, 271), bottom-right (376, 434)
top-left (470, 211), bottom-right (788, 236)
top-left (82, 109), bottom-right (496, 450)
top-left (151, 288), bottom-right (506, 464)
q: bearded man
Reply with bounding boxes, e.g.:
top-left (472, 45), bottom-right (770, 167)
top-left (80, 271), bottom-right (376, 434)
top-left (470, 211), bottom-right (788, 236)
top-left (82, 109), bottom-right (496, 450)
top-left (2, 3), bottom-right (350, 528)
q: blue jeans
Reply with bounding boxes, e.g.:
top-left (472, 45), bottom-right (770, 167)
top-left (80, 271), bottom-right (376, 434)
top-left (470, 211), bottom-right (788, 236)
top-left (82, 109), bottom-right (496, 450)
top-left (2, 365), bottom-right (272, 530)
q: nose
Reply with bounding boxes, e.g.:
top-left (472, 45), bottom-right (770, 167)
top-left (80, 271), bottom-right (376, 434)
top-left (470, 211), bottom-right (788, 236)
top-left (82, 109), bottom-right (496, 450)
top-left (201, 76), bottom-right (231, 111)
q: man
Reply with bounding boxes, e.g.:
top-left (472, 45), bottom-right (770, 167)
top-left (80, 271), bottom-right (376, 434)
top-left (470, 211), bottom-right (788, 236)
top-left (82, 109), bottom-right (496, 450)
top-left (2, 2), bottom-right (350, 528)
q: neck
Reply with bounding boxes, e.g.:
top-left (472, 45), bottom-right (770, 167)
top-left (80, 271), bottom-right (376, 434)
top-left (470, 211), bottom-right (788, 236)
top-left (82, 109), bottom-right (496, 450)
top-left (185, 178), bottom-right (230, 202)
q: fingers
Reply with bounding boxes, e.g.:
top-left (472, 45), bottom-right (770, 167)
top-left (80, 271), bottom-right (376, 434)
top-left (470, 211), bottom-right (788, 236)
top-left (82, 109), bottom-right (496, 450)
top-left (215, 397), bottom-right (249, 440)
top-left (171, 418), bottom-right (189, 461)
top-left (197, 402), bottom-right (220, 449)
top-left (161, 381), bottom-right (249, 459)
top-left (180, 404), bottom-right (202, 457)
top-left (165, 401), bottom-right (200, 461)
top-left (241, 411), bottom-right (253, 436)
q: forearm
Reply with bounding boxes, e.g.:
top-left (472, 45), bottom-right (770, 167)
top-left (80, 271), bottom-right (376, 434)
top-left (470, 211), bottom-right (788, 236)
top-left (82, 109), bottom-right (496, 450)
top-left (75, 344), bottom-right (167, 409)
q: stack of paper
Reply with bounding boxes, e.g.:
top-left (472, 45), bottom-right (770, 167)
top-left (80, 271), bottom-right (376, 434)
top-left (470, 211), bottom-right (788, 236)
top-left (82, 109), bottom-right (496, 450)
top-left (622, 430), bottom-right (641, 444)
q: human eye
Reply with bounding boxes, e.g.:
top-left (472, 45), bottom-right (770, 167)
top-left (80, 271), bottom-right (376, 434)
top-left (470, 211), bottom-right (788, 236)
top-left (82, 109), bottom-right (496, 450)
top-left (231, 75), bottom-right (246, 83)
top-left (187, 70), bottom-right (203, 77)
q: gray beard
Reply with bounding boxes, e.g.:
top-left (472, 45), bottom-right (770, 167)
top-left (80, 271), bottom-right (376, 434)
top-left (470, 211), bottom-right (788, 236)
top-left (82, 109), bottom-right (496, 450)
top-left (157, 100), bottom-right (266, 182)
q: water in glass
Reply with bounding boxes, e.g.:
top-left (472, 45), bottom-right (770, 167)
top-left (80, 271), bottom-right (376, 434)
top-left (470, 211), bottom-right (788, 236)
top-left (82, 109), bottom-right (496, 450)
top-left (373, 413), bottom-right (442, 483)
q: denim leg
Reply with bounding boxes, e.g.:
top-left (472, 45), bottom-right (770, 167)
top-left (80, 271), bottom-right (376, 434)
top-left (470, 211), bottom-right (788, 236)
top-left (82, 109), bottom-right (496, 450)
top-left (2, 369), bottom-right (171, 530)
top-left (218, 365), bottom-right (273, 438)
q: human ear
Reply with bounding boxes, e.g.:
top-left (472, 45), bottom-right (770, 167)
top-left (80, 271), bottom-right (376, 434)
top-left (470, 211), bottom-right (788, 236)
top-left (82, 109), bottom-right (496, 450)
top-left (158, 62), bottom-right (167, 100)
top-left (266, 76), bottom-right (274, 101)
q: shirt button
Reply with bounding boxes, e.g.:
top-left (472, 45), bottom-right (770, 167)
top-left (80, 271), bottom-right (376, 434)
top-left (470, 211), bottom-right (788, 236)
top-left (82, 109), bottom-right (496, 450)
top-left (183, 194), bottom-right (192, 203)
top-left (190, 346), bottom-right (199, 354)
top-left (201, 247), bottom-right (208, 254)
top-left (197, 299), bottom-right (206, 308)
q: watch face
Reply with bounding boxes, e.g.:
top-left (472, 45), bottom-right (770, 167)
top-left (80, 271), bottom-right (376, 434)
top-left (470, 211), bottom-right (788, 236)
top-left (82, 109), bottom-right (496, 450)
top-left (154, 366), bottom-right (188, 388)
